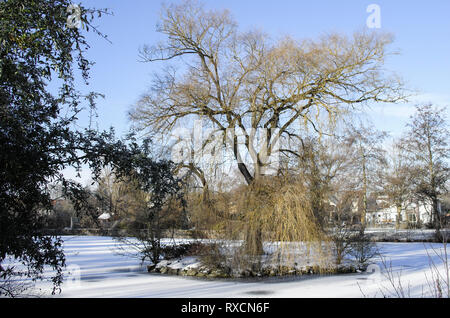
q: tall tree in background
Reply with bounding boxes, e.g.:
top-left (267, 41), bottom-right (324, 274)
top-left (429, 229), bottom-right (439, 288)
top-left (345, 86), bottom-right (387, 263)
top-left (400, 104), bottom-right (449, 230)
top-left (383, 142), bottom-right (414, 229)
top-left (295, 135), bottom-right (355, 227)
top-left (95, 168), bottom-right (135, 221)
top-left (346, 124), bottom-right (388, 228)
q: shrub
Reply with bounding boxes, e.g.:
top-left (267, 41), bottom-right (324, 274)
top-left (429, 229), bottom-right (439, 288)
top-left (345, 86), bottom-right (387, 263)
top-left (160, 242), bottom-right (205, 260)
top-left (348, 233), bottom-right (379, 270)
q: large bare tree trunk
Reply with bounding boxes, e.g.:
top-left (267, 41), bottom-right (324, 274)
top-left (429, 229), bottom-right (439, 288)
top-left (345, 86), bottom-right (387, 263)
top-left (244, 172), bottom-right (264, 256)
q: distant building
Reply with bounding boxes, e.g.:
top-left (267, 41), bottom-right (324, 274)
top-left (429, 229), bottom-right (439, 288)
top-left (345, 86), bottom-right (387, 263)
top-left (98, 212), bottom-right (112, 228)
top-left (98, 212), bottom-right (111, 221)
top-left (365, 199), bottom-right (442, 226)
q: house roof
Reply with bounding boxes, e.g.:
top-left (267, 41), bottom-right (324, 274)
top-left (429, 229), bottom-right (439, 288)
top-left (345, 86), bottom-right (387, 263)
top-left (98, 212), bottom-right (111, 220)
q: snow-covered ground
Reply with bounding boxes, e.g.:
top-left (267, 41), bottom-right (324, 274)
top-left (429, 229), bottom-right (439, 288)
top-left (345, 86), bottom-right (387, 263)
top-left (14, 236), bottom-right (450, 298)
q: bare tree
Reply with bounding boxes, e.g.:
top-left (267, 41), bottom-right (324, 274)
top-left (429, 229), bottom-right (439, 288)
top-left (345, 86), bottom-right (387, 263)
top-left (345, 124), bottom-right (388, 228)
top-left (290, 135), bottom-right (356, 227)
top-left (130, 0), bottom-right (406, 186)
top-left (400, 104), bottom-right (449, 230)
top-left (129, 1), bottom-right (406, 255)
top-left (95, 167), bottom-right (132, 221)
top-left (383, 142), bottom-right (414, 229)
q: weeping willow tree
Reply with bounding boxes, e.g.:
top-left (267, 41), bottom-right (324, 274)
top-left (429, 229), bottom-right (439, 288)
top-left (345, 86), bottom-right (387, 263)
top-left (227, 176), bottom-right (333, 272)
top-left (130, 0), bottom-right (406, 256)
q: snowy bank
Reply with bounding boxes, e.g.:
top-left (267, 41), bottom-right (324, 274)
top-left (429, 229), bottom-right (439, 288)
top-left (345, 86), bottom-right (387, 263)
top-left (6, 236), bottom-right (448, 298)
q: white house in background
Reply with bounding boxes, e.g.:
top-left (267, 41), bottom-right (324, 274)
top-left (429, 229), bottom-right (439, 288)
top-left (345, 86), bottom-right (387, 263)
top-left (366, 199), bottom-right (442, 226)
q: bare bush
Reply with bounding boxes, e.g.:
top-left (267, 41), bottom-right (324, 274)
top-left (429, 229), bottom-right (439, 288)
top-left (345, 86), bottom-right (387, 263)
top-left (328, 222), bottom-right (355, 266)
top-left (348, 233), bottom-right (379, 270)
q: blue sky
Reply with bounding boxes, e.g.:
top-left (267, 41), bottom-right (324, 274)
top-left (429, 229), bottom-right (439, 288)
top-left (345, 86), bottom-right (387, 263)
top-left (66, 0), bottom-right (450, 182)
top-left (74, 0), bottom-right (449, 134)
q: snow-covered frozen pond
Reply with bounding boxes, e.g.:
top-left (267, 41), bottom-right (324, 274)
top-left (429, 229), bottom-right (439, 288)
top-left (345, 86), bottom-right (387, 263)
top-left (25, 236), bottom-right (450, 298)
